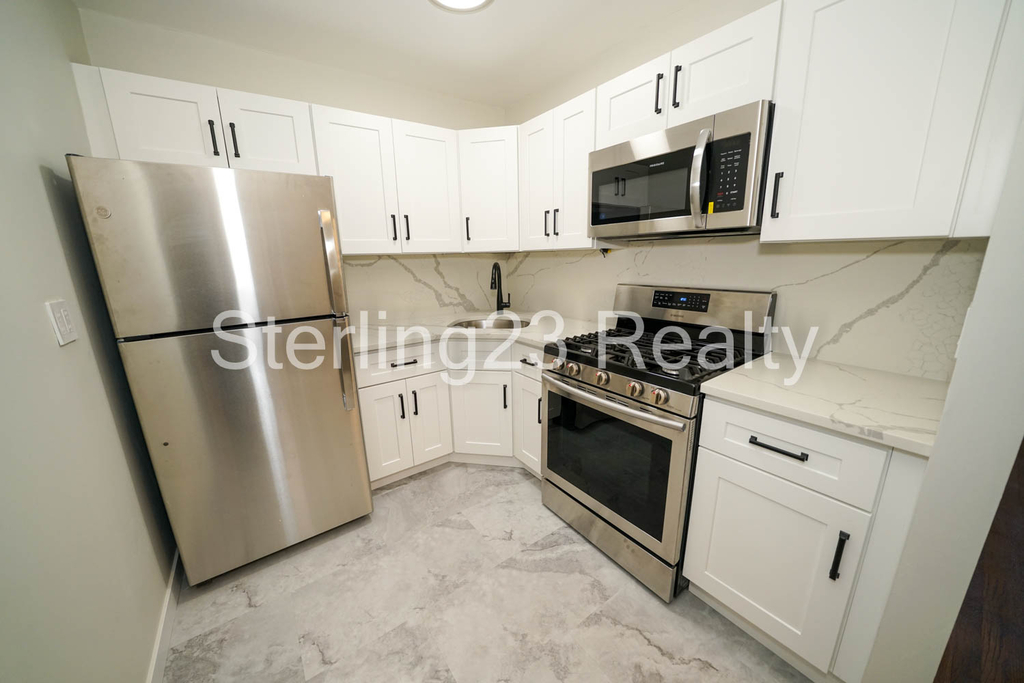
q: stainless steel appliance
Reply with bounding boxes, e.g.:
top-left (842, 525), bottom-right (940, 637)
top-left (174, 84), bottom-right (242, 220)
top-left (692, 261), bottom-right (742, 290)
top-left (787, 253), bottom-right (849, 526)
top-left (589, 100), bottom-right (774, 241)
top-left (541, 284), bottom-right (776, 601)
top-left (67, 156), bottom-right (372, 584)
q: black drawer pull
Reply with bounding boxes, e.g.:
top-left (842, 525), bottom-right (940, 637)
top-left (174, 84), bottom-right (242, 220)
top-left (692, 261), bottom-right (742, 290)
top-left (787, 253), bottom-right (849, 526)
top-left (537, 397), bottom-right (542, 424)
top-left (391, 214), bottom-right (398, 241)
top-left (654, 72), bottom-right (664, 115)
top-left (770, 172), bottom-right (784, 219)
top-left (208, 120), bottom-right (220, 156)
top-left (520, 358), bottom-right (537, 367)
top-left (503, 384), bottom-right (508, 410)
top-left (748, 435), bottom-right (809, 462)
top-left (390, 359), bottom-right (419, 368)
top-left (829, 531), bottom-right (851, 580)
top-left (228, 122), bottom-right (240, 158)
top-left (412, 390), bottom-right (419, 416)
top-left (398, 393), bottom-right (406, 420)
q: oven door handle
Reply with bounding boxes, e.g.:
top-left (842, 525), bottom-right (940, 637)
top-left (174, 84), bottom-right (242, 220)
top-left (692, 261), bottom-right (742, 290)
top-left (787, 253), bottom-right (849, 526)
top-left (542, 374), bottom-right (687, 431)
top-left (690, 127), bottom-right (712, 229)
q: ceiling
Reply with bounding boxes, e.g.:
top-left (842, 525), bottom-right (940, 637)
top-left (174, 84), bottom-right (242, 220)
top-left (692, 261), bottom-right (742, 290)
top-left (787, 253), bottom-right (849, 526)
top-left (72, 0), bottom-right (695, 108)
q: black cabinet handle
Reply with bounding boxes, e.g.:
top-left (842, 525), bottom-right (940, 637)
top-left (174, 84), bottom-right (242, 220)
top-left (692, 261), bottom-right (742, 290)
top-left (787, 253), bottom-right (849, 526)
top-left (520, 358), bottom-right (537, 367)
top-left (208, 120), bottom-right (220, 156)
top-left (543, 209), bottom-right (550, 237)
top-left (391, 214), bottom-right (398, 241)
top-left (553, 208), bottom-right (559, 236)
top-left (412, 390), bottom-right (419, 416)
top-left (398, 393), bottom-right (406, 420)
top-left (614, 177), bottom-right (620, 196)
top-left (654, 72), bottom-right (664, 115)
top-left (829, 531), bottom-right (851, 580)
top-left (620, 177), bottom-right (626, 195)
top-left (672, 65), bottom-right (682, 108)
top-left (537, 397), bottom-right (542, 424)
top-left (748, 435), bottom-right (809, 462)
top-left (404, 214), bottom-right (410, 240)
top-left (503, 384), bottom-right (508, 410)
top-left (770, 172), bottom-right (784, 219)
top-left (390, 359), bottom-right (419, 368)
top-left (228, 122), bottom-right (240, 158)
top-left (466, 216), bottom-right (471, 241)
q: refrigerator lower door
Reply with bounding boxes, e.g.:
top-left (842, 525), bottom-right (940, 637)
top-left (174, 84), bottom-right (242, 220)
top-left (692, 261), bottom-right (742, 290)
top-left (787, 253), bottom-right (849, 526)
top-left (120, 318), bottom-right (371, 584)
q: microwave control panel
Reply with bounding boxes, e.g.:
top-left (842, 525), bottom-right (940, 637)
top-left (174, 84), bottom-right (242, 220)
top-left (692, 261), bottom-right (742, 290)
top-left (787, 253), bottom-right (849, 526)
top-left (708, 133), bottom-right (750, 213)
top-left (652, 290), bottom-right (710, 312)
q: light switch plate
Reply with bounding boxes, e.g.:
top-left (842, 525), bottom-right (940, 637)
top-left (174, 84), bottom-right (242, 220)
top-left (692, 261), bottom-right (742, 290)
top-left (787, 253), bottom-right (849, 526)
top-left (46, 299), bottom-right (78, 346)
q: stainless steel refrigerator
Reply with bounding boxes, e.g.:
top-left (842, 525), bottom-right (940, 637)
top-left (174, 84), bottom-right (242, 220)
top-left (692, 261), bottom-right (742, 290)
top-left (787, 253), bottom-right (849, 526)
top-left (67, 156), bottom-right (372, 584)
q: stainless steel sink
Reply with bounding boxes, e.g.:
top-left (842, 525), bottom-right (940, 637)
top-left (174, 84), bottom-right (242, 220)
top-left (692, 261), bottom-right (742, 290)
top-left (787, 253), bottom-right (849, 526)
top-left (449, 316), bottom-right (531, 329)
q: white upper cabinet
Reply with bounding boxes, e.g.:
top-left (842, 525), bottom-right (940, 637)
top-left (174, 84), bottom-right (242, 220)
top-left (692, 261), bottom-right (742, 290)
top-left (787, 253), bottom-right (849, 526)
top-left (666, 1), bottom-right (781, 127)
top-left (216, 88), bottom-right (317, 175)
top-left (312, 106), bottom-right (402, 256)
top-left (595, 54), bottom-right (671, 149)
top-left (100, 68), bottom-right (227, 168)
top-left (552, 90), bottom-right (598, 249)
top-left (518, 110), bottom-right (555, 251)
top-left (392, 120), bottom-right (463, 253)
top-left (458, 126), bottom-right (520, 252)
top-left (762, 0), bottom-right (1006, 242)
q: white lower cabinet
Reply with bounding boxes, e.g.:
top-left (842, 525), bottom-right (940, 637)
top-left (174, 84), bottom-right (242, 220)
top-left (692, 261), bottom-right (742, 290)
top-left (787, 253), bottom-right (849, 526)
top-left (359, 373), bottom-right (452, 482)
top-left (450, 371), bottom-right (513, 457)
top-left (683, 447), bottom-right (870, 672)
top-left (512, 373), bottom-right (543, 475)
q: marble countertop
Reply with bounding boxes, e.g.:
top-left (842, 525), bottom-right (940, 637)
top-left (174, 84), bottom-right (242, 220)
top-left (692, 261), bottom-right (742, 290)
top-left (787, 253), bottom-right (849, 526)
top-left (701, 354), bottom-right (949, 457)
top-left (348, 310), bottom-right (597, 355)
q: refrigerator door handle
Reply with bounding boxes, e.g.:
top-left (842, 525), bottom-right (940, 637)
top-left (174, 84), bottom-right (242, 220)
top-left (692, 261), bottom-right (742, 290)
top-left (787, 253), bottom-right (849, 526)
top-left (318, 209), bottom-right (346, 316)
top-left (334, 317), bottom-right (357, 412)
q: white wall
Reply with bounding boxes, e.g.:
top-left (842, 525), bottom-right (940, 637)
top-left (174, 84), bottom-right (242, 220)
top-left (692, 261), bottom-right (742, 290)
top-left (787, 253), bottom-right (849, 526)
top-left (862, 117), bottom-right (1024, 682)
top-left (78, 9), bottom-right (505, 130)
top-left (0, 2), bottom-right (176, 682)
top-left (503, 0), bottom-right (773, 123)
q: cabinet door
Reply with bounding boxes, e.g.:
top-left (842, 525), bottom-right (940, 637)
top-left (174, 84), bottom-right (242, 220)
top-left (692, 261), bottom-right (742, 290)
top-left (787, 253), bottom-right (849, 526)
top-left (407, 373), bottom-right (453, 466)
top-left (683, 448), bottom-right (870, 672)
top-left (358, 381), bottom-right (414, 481)
top-left (595, 53), bottom-right (671, 149)
top-left (518, 110), bottom-right (554, 251)
top-left (458, 127), bottom-right (519, 252)
top-left (100, 68), bottom-right (227, 168)
top-left (512, 373), bottom-right (543, 475)
top-left (667, 1), bottom-right (780, 127)
top-left (216, 88), bottom-right (317, 175)
top-left (392, 120), bottom-right (463, 253)
top-left (450, 371), bottom-right (513, 457)
top-left (552, 90), bottom-right (597, 250)
top-left (312, 106), bottom-right (402, 255)
top-left (762, 0), bottom-right (1005, 241)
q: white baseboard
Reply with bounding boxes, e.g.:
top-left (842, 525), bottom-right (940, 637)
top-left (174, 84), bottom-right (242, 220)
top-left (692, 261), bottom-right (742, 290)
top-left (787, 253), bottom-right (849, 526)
top-left (146, 549), bottom-right (182, 683)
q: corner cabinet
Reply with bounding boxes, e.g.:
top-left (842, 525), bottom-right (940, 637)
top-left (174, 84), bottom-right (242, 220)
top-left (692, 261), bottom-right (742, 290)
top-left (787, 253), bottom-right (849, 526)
top-left (761, 0), bottom-right (1007, 241)
top-left (392, 120), bottom-right (464, 254)
top-left (450, 371), bottom-right (513, 457)
top-left (458, 126), bottom-right (520, 252)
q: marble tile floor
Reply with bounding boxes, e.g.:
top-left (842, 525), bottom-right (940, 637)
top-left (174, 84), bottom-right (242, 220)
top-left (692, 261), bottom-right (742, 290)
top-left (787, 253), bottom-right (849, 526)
top-left (164, 463), bottom-right (809, 683)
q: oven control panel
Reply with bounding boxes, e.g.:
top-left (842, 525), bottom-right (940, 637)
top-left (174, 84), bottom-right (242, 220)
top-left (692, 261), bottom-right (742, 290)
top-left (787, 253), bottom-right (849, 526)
top-left (652, 290), bottom-right (710, 312)
top-left (708, 133), bottom-right (750, 214)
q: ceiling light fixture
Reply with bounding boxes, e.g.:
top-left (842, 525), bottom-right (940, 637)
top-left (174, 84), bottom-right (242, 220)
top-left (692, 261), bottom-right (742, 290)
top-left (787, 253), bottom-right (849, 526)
top-left (428, 0), bottom-right (494, 13)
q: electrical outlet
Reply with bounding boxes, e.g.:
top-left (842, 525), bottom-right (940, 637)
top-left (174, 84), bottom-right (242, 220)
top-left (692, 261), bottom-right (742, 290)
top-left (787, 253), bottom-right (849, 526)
top-left (46, 299), bottom-right (78, 346)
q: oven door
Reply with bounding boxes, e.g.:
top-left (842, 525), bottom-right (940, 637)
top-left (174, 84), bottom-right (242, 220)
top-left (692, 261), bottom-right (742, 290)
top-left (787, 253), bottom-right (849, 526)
top-left (541, 374), bottom-right (694, 565)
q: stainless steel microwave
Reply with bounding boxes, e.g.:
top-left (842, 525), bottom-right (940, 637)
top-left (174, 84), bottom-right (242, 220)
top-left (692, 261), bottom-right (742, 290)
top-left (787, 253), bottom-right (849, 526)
top-left (588, 100), bottom-right (774, 241)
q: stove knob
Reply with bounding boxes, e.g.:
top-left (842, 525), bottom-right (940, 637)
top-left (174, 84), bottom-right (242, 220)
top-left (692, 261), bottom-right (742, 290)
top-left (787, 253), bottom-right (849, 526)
top-left (652, 388), bottom-right (670, 405)
top-left (566, 362), bottom-right (581, 377)
top-left (594, 370), bottom-right (610, 386)
top-left (551, 358), bottom-right (565, 372)
top-left (627, 381), bottom-right (644, 398)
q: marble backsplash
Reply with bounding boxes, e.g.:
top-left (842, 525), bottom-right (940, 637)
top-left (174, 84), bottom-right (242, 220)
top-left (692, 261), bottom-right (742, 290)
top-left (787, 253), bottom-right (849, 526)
top-left (342, 236), bottom-right (986, 381)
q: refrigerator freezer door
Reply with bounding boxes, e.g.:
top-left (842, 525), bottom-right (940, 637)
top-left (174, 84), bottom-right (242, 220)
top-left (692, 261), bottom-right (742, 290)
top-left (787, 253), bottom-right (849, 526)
top-left (120, 318), bottom-right (371, 584)
top-left (67, 156), bottom-right (341, 338)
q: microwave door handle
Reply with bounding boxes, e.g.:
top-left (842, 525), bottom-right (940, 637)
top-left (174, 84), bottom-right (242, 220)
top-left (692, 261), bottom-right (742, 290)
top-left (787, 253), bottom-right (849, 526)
top-left (542, 374), bottom-right (687, 432)
top-left (690, 127), bottom-right (712, 229)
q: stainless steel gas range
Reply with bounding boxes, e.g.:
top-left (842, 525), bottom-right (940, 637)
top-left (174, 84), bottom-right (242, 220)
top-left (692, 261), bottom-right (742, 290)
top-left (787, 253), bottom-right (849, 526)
top-left (541, 284), bottom-right (776, 601)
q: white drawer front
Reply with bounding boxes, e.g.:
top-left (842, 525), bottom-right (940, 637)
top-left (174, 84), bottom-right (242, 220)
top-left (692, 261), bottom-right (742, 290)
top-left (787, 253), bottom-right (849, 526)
top-left (354, 344), bottom-right (436, 388)
top-left (699, 399), bottom-right (887, 511)
top-left (443, 338), bottom-right (513, 370)
top-left (512, 343), bottom-right (543, 381)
